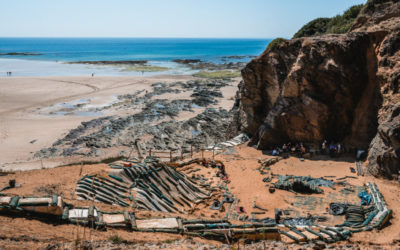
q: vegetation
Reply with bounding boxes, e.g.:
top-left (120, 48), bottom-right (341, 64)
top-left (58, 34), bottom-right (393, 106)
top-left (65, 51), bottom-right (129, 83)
top-left (120, 65), bottom-right (169, 72)
top-left (108, 234), bottom-right (125, 244)
top-left (365, 0), bottom-right (392, 11)
top-left (266, 38), bottom-right (288, 50)
top-left (292, 18), bottom-right (331, 38)
top-left (192, 70), bottom-right (241, 79)
top-left (293, 4), bottom-right (364, 38)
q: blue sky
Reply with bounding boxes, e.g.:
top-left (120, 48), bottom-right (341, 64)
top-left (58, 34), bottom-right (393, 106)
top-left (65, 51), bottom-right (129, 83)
top-left (0, 0), bottom-right (366, 38)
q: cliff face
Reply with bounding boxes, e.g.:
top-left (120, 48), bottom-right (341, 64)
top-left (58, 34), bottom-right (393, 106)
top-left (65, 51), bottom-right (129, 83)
top-left (367, 28), bottom-right (400, 178)
top-left (233, 0), bottom-right (400, 178)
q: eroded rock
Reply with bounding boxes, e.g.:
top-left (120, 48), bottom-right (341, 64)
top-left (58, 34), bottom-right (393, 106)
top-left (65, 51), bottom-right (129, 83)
top-left (231, 1), bottom-right (400, 178)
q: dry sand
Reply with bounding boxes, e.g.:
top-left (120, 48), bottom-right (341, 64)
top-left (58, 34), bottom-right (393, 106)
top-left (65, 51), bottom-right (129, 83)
top-left (0, 145), bottom-right (398, 248)
top-left (0, 75), bottom-right (239, 171)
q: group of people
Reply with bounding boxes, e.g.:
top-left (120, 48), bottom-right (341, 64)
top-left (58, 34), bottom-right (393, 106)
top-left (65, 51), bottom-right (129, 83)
top-left (270, 140), bottom-right (344, 158)
top-left (271, 142), bottom-right (308, 157)
top-left (321, 140), bottom-right (342, 157)
top-left (6, 71), bottom-right (12, 76)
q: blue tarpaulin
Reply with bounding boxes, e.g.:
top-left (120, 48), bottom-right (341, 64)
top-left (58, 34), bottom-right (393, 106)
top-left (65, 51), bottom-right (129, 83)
top-left (358, 190), bottom-right (372, 205)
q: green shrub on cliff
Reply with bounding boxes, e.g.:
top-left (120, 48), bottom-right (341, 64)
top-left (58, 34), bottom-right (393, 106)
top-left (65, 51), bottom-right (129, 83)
top-left (293, 4), bottom-right (364, 38)
top-left (266, 38), bottom-right (288, 50)
top-left (292, 18), bottom-right (331, 38)
top-left (326, 5), bottom-right (364, 33)
top-left (365, 0), bottom-right (393, 11)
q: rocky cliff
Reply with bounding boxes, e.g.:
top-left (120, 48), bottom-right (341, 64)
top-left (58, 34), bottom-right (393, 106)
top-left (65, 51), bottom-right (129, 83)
top-left (233, 0), bottom-right (400, 178)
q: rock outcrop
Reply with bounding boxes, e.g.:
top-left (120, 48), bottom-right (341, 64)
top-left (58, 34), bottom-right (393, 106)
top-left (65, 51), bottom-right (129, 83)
top-left (233, 0), bottom-right (400, 178)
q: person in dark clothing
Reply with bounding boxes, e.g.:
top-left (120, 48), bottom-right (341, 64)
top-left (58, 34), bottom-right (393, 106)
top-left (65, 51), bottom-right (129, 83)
top-left (300, 143), bottom-right (306, 157)
top-left (329, 143), bottom-right (337, 157)
top-left (216, 162), bottom-right (227, 178)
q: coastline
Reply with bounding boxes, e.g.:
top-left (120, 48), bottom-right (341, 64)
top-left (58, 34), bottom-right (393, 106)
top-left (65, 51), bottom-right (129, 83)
top-left (0, 37), bottom-right (269, 77)
top-left (0, 38), bottom-right (256, 170)
top-left (0, 57), bottom-right (247, 77)
top-left (0, 74), bottom-right (241, 171)
top-left (0, 58), bottom-right (196, 77)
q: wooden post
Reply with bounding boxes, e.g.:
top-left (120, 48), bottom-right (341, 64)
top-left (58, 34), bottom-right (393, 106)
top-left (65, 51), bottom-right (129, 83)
top-left (170, 151), bottom-right (173, 162)
top-left (128, 147), bottom-right (134, 159)
top-left (40, 159), bottom-right (44, 169)
top-left (212, 147), bottom-right (215, 159)
top-left (180, 150), bottom-right (183, 161)
top-left (201, 149), bottom-right (204, 160)
top-left (134, 139), bottom-right (144, 161)
top-left (79, 163), bottom-right (83, 176)
top-left (190, 145), bottom-right (193, 158)
top-left (149, 149), bottom-right (152, 157)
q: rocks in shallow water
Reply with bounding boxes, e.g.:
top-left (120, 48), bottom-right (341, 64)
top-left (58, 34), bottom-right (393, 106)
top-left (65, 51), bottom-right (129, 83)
top-left (172, 59), bottom-right (202, 64)
top-left (172, 59), bottom-right (246, 71)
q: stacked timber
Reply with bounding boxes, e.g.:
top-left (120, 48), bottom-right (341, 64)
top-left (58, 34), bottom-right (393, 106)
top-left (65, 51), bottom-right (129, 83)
top-left (75, 157), bottom-right (210, 212)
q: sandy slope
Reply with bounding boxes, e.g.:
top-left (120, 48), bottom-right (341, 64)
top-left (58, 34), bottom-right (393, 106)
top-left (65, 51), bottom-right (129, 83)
top-left (0, 145), bottom-right (398, 248)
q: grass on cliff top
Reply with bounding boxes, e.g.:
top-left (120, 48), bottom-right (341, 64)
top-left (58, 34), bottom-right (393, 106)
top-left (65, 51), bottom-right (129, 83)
top-left (293, 4), bottom-right (364, 38)
top-left (193, 70), bottom-right (241, 79)
top-left (266, 38), bottom-right (288, 51)
top-left (120, 65), bottom-right (169, 72)
top-left (365, 0), bottom-right (393, 11)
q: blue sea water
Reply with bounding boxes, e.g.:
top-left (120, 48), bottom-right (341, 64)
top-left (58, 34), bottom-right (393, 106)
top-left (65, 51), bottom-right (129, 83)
top-left (0, 38), bottom-right (272, 76)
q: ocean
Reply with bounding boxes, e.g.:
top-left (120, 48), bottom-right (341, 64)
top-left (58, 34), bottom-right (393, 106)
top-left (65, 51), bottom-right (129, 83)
top-left (0, 38), bottom-right (272, 76)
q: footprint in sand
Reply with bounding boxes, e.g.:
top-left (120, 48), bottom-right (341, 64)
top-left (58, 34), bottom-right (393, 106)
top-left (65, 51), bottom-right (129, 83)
top-left (0, 124), bottom-right (9, 141)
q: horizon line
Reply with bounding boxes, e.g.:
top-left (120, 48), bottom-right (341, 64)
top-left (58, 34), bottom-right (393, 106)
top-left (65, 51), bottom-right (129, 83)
top-left (0, 36), bottom-right (279, 40)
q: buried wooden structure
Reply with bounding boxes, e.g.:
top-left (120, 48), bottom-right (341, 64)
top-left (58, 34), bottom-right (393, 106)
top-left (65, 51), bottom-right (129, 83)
top-left (148, 149), bottom-right (193, 162)
top-left (76, 157), bottom-right (210, 212)
top-left (69, 157), bottom-right (395, 243)
top-left (144, 133), bottom-right (251, 163)
top-left (0, 163), bottom-right (392, 245)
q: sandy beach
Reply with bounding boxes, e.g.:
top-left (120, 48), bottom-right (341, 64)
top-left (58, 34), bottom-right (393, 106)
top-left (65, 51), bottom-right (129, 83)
top-left (4, 0), bottom-right (399, 248)
top-left (0, 75), bottom-right (240, 171)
